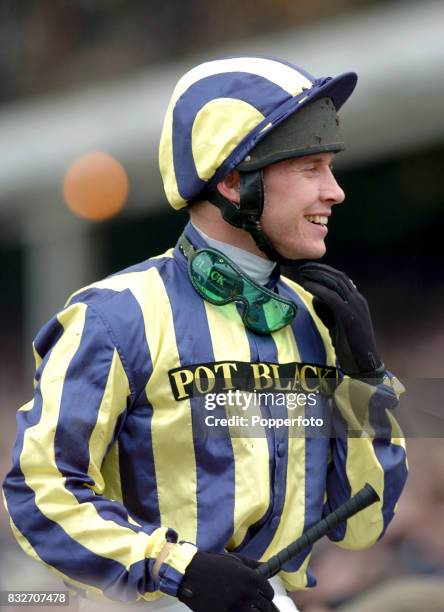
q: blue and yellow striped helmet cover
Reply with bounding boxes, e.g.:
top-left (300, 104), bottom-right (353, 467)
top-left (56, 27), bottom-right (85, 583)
top-left (159, 56), bottom-right (357, 210)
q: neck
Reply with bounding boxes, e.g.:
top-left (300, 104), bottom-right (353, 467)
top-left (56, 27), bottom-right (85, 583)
top-left (191, 222), bottom-right (276, 286)
top-left (189, 205), bottom-right (268, 259)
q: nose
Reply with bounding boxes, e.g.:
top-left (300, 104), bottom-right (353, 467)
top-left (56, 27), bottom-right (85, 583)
top-left (320, 168), bottom-right (345, 206)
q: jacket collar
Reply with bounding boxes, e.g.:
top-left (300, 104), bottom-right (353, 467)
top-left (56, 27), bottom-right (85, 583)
top-left (173, 221), bottom-right (281, 290)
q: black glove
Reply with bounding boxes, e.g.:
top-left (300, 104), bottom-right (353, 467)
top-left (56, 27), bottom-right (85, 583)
top-left (295, 263), bottom-right (385, 381)
top-left (178, 551), bottom-right (278, 612)
top-left (228, 552), bottom-right (261, 570)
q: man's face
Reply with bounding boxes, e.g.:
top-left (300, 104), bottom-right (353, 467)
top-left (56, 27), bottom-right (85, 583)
top-left (260, 152), bottom-right (345, 260)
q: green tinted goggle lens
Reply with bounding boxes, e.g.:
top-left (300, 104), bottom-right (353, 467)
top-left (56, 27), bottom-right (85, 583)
top-left (181, 236), bottom-right (296, 334)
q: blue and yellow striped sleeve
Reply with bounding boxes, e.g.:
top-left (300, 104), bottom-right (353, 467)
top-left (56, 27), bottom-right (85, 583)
top-left (324, 373), bottom-right (407, 548)
top-left (299, 280), bottom-right (408, 550)
top-left (2, 300), bottom-right (195, 602)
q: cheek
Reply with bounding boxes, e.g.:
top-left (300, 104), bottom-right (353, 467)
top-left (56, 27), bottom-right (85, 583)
top-left (262, 180), bottom-right (295, 220)
top-left (261, 173), bottom-right (317, 233)
top-left (261, 204), bottom-right (300, 242)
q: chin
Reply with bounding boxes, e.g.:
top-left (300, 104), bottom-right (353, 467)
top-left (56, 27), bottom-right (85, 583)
top-left (282, 241), bottom-right (326, 260)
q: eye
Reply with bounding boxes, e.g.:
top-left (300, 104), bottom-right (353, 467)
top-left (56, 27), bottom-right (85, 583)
top-left (303, 165), bottom-right (318, 174)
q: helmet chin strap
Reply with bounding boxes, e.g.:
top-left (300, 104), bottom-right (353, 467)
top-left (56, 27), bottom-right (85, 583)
top-left (206, 170), bottom-right (295, 266)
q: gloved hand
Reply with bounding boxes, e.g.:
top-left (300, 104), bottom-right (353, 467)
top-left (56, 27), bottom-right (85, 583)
top-left (295, 263), bottom-right (385, 381)
top-left (178, 551), bottom-right (279, 612)
top-left (228, 552), bottom-right (261, 569)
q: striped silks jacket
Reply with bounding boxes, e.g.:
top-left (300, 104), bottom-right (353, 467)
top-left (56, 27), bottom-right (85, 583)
top-left (2, 221), bottom-right (407, 603)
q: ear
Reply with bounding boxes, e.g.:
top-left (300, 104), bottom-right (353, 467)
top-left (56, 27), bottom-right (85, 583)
top-left (216, 170), bottom-right (241, 204)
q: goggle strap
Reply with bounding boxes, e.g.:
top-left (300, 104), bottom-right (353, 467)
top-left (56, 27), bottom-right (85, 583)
top-left (179, 233), bottom-right (197, 260)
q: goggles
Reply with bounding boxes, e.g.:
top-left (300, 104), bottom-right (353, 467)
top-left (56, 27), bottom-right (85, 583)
top-left (179, 234), bottom-right (297, 335)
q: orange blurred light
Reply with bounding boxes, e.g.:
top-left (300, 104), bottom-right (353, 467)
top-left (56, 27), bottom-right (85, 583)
top-left (63, 151), bottom-right (129, 221)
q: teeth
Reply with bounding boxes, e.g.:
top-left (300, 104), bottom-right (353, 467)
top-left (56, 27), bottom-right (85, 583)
top-left (305, 215), bottom-right (328, 225)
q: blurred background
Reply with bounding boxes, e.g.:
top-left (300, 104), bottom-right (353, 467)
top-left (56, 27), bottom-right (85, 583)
top-left (1, 0), bottom-right (443, 610)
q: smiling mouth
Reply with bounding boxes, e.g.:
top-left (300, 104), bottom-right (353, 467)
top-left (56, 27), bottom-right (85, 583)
top-left (305, 215), bottom-right (328, 226)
